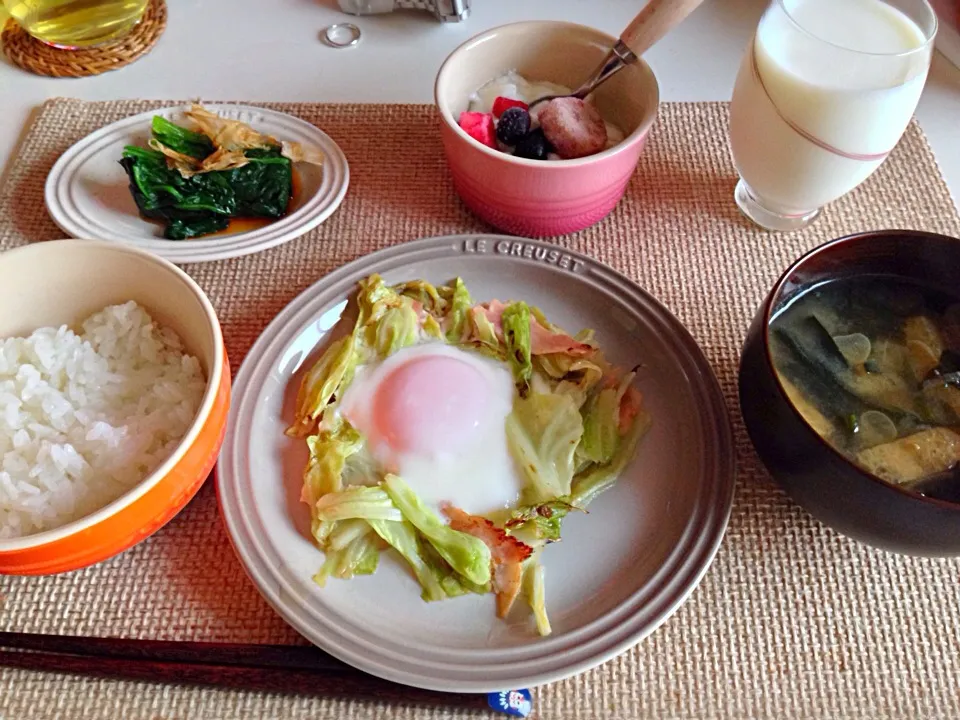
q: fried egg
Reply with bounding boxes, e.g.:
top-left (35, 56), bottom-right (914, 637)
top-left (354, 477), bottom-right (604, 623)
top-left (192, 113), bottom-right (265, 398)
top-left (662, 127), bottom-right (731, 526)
top-left (338, 343), bottom-right (522, 516)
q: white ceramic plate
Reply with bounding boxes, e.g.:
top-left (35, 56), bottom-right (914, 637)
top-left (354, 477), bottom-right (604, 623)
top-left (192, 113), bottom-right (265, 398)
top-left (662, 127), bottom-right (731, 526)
top-left (216, 235), bottom-right (735, 692)
top-left (44, 104), bottom-right (349, 264)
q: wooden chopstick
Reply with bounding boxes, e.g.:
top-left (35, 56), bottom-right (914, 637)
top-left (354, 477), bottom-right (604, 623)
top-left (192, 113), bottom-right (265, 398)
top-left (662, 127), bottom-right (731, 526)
top-left (0, 631), bottom-right (348, 672)
top-left (0, 632), bottom-right (501, 712)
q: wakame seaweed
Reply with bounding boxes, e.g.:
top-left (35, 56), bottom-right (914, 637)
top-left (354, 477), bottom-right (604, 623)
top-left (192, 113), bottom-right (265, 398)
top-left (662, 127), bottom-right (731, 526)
top-left (120, 116), bottom-right (293, 240)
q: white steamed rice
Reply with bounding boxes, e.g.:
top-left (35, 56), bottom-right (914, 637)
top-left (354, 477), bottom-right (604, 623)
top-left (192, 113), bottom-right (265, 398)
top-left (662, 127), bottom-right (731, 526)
top-left (0, 301), bottom-right (207, 540)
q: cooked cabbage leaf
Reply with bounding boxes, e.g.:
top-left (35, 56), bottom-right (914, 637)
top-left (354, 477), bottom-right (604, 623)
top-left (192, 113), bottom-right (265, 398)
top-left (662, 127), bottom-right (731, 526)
top-left (287, 335), bottom-right (356, 438)
top-left (506, 393), bottom-right (584, 504)
top-left (523, 554), bottom-right (551, 636)
top-left (327, 518), bottom-right (372, 551)
top-left (356, 275), bottom-right (396, 324)
top-left (314, 486), bottom-right (404, 523)
top-left (302, 423), bottom-right (363, 544)
top-left (375, 303), bottom-right (420, 356)
top-left (354, 275), bottom-right (426, 359)
top-left (505, 499), bottom-right (579, 543)
top-left (580, 387), bottom-right (621, 465)
top-left (443, 278), bottom-right (473, 343)
top-left (571, 409), bottom-right (652, 508)
top-left (502, 302), bottom-right (533, 395)
top-left (313, 532), bottom-right (380, 587)
top-left (367, 518), bottom-right (447, 602)
top-left (302, 423), bottom-right (362, 502)
top-left (395, 279), bottom-right (445, 315)
top-left (382, 474), bottom-right (492, 586)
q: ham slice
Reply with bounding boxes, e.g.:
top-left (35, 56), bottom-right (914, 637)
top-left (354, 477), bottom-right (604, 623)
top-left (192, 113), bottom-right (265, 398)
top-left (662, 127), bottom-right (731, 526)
top-left (619, 386), bottom-right (643, 434)
top-left (474, 300), bottom-right (593, 357)
top-left (443, 506), bottom-right (532, 618)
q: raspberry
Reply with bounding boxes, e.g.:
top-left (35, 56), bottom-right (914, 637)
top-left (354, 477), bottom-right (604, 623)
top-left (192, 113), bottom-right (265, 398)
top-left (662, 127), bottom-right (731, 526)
top-left (492, 96), bottom-right (529, 118)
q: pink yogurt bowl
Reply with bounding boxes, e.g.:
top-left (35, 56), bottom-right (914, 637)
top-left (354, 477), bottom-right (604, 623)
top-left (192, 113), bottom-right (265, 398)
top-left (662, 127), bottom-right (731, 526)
top-left (435, 21), bottom-right (660, 238)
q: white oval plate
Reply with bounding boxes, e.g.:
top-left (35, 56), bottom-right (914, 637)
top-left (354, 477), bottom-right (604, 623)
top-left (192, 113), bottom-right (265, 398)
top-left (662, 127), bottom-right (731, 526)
top-left (45, 104), bottom-right (349, 264)
top-left (216, 235), bottom-right (735, 692)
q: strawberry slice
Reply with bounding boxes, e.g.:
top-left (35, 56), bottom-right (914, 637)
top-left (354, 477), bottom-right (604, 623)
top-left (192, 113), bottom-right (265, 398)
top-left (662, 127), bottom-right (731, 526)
top-left (492, 96), bottom-right (529, 118)
top-left (458, 111), bottom-right (497, 148)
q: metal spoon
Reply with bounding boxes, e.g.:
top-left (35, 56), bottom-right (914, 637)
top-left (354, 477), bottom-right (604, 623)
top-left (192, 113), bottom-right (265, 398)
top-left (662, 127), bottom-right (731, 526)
top-left (528, 0), bottom-right (706, 110)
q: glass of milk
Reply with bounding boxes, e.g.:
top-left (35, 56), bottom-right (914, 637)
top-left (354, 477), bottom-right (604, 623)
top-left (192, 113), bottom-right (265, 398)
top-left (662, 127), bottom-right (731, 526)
top-left (729, 0), bottom-right (937, 232)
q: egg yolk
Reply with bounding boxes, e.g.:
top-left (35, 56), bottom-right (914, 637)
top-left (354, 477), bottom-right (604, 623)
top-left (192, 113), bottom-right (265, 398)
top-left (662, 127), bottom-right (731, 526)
top-left (372, 354), bottom-right (490, 457)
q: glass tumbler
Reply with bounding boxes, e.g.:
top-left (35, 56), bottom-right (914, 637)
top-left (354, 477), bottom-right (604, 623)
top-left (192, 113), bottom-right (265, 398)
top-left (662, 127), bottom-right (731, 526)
top-left (2, 0), bottom-right (149, 49)
top-left (729, 0), bottom-right (937, 232)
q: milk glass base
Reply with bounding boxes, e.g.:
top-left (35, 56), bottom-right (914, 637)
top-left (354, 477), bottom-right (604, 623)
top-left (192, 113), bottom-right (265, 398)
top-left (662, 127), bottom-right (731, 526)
top-left (734, 179), bottom-right (821, 233)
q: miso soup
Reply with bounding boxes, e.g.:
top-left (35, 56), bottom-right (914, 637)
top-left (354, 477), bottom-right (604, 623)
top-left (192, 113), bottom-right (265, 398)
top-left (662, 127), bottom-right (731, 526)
top-left (769, 275), bottom-right (960, 502)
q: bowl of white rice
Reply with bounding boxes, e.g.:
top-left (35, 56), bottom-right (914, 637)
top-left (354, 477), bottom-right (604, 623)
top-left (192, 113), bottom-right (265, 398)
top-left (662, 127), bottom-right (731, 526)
top-left (0, 240), bottom-right (229, 575)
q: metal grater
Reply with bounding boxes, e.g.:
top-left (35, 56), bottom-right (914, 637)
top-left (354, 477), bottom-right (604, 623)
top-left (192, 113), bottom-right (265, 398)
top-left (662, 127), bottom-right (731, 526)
top-left (338, 0), bottom-right (470, 22)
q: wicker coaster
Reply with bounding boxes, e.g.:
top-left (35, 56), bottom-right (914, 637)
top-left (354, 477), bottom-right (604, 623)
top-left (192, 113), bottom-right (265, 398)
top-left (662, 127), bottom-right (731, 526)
top-left (1, 0), bottom-right (166, 78)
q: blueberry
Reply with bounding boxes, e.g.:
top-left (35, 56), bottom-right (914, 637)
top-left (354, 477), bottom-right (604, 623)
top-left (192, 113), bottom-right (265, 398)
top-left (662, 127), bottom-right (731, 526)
top-left (496, 107), bottom-right (531, 146)
top-left (513, 128), bottom-right (551, 161)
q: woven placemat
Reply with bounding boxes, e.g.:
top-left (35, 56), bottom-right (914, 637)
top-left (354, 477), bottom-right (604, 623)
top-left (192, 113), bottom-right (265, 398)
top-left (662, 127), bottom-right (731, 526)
top-left (1, 99), bottom-right (960, 720)
top-left (1, 0), bottom-right (165, 78)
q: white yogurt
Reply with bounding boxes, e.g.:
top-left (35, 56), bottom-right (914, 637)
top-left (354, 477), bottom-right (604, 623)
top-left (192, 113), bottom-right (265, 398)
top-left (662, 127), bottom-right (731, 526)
top-left (468, 71), bottom-right (570, 113)
top-left (468, 71), bottom-right (625, 155)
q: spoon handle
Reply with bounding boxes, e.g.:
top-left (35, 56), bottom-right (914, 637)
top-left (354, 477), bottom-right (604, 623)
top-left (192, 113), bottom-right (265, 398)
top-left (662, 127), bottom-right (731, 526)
top-left (619, 0), bottom-right (706, 58)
